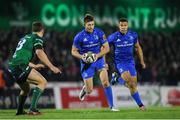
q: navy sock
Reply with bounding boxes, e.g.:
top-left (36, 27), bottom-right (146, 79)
top-left (17, 95), bottom-right (27, 113)
top-left (104, 86), bottom-right (114, 108)
top-left (131, 92), bottom-right (143, 107)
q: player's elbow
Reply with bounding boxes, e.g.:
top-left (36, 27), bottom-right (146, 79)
top-left (36, 49), bottom-right (44, 57)
top-left (105, 45), bottom-right (110, 54)
top-left (71, 49), bottom-right (75, 57)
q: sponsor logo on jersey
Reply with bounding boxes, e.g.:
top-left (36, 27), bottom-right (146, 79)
top-left (124, 41), bottom-right (128, 44)
top-left (83, 38), bottom-right (88, 42)
top-left (89, 41), bottom-right (93, 44)
top-left (94, 35), bottom-right (99, 40)
top-left (119, 68), bottom-right (123, 73)
top-left (129, 36), bottom-right (134, 40)
top-left (117, 39), bottom-right (121, 42)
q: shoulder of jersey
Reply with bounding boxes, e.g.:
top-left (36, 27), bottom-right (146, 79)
top-left (74, 30), bottom-right (85, 41)
top-left (108, 31), bottom-right (117, 39)
top-left (94, 27), bottom-right (103, 33)
top-left (25, 34), bottom-right (32, 38)
top-left (112, 31), bottom-right (119, 37)
top-left (31, 34), bottom-right (38, 39)
top-left (76, 30), bottom-right (85, 37)
top-left (128, 29), bottom-right (137, 35)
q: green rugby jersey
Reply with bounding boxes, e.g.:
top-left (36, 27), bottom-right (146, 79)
top-left (9, 33), bottom-right (44, 66)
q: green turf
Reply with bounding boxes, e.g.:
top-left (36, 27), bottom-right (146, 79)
top-left (0, 107), bottom-right (180, 119)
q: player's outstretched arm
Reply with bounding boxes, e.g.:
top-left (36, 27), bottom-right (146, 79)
top-left (135, 42), bottom-right (146, 69)
top-left (29, 62), bottom-right (45, 69)
top-left (35, 49), bottom-right (61, 73)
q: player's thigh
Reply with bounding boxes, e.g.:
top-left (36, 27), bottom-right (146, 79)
top-left (127, 63), bottom-right (137, 78)
top-left (96, 58), bottom-right (109, 86)
top-left (121, 71), bottom-right (132, 82)
top-left (117, 63), bottom-right (132, 82)
top-left (81, 61), bottom-right (95, 79)
top-left (127, 64), bottom-right (137, 86)
top-left (98, 68), bottom-right (109, 87)
top-left (27, 69), bottom-right (47, 85)
top-left (27, 78), bottom-right (38, 85)
top-left (84, 77), bottom-right (93, 93)
top-left (8, 65), bottom-right (32, 85)
top-left (18, 81), bottom-right (30, 94)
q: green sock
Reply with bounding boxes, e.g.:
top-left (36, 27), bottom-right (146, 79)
top-left (30, 87), bottom-right (43, 110)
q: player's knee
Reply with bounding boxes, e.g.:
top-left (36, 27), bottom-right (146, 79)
top-left (100, 72), bottom-right (109, 87)
top-left (20, 86), bottom-right (30, 95)
top-left (86, 89), bottom-right (93, 94)
top-left (42, 79), bottom-right (47, 87)
top-left (39, 78), bottom-right (47, 88)
top-left (102, 80), bottom-right (109, 87)
top-left (86, 87), bottom-right (93, 94)
top-left (121, 72), bottom-right (131, 81)
top-left (26, 85), bottom-right (30, 93)
top-left (127, 80), bottom-right (137, 93)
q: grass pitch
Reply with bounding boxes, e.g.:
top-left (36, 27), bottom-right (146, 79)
top-left (0, 106), bottom-right (180, 119)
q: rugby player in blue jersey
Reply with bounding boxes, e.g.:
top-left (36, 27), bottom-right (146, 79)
top-left (71, 14), bottom-right (118, 111)
top-left (108, 18), bottom-right (146, 111)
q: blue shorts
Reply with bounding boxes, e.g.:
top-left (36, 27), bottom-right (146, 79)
top-left (80, 57), bottom-right (105, 80)
top-left (116, 62), bottom-right (137, 76)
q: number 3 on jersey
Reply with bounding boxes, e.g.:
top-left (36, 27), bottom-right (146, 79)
top-left (16, 38), bottom-right (26, 50)
top-left (13, 38), bottom-right (26, 58)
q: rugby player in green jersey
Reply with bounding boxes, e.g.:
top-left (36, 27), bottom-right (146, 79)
top-left (8, 21), bottom-right (61, 115)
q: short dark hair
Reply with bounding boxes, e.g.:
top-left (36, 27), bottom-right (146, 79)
top-left (84, 14), bottom-right (94, 23)
top-left (32, 21), bottom-right (44, 32)
top-left (119, 18), bottom-right (128, 23)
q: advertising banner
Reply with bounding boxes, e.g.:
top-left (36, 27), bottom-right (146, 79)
top-left (0, 0), bottom-right (179, 31)
top-left (160, 86), bottom-right (180, 106)
top-left (60, 87), bottom-right (108, 109)
top-left (112, 86), bottom-right (160, 108)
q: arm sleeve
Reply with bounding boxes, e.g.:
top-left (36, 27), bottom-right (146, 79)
top-left (107, 34), bottom-right (114, 44)
top-left (134, 32), bottom-right (138, 44)
top-left (34, 38), bottom-right (44, 50)
top-left (73, 34), bottom-right (80, 49)
top-left (98, 29), bottom-right (107, 45)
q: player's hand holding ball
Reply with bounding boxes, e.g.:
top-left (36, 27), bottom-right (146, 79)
top-left (81, 54), bottom-right (88, 63)
top-left (82, 51), bottom-right (96, 64)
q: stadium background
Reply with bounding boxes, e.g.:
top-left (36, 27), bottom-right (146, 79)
top-left (0, 0), bottom-right (180, 110)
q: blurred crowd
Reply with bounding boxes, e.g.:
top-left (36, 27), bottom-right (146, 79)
top-left (0, 27), bottom-right (180, 89)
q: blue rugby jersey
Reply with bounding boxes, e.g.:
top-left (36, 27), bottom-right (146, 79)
top-left (73, 27), bottom-right (107, 55)
top-left (108, 29), bottom-right (138, 64)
